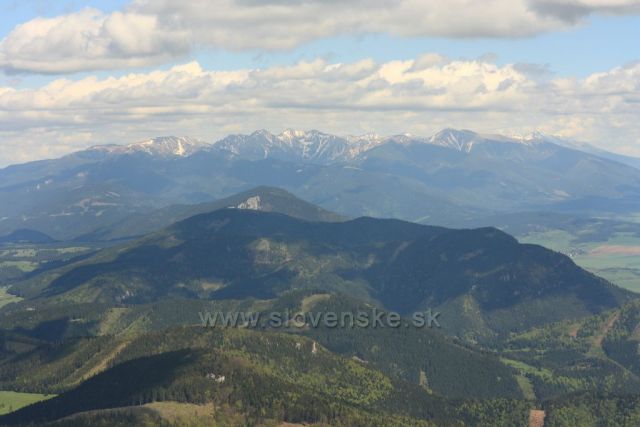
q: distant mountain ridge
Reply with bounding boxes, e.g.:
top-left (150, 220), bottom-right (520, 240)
top-left (17, 128), bottom-right (618, 166)
top-left (4, 128), bottom-right (639, 168)
top-left (0, 229), bottom-right (56, 244)
top-left (87, 136), bottom-right (209, 158)
top-left (2, 128), bottom-right (640, 240)
top-left (78, 128), bottom-right (630, 161)
top-left (198, 128), bottom-right (569, 160)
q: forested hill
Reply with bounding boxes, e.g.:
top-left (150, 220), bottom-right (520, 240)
top-left (9, 207), bottom-right (635, 341)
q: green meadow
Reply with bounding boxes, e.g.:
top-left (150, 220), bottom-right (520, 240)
top-left (0, 391), bottom-right (55, 415)
top-left (0, 287), bottom-right (22, 309)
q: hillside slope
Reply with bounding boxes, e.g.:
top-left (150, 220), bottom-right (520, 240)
top-left (0, 327), bottom-right (529, 426)
top-left (7, 208), bottom-right (634, 342)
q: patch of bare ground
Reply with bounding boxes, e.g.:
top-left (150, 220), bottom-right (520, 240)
top-left (568, 322), bottom-right (580, 338)
top-left (144, 401), bottom-right (215, 423)
top-left (528, 409), bottom-right (545, 427)
top-left (632, 322), bottom-right (640, 340)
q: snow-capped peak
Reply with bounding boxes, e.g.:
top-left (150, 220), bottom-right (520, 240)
top-left (212, 129), bottom-right (385, 163)
top-left (513, 131), bottom-right (570, 146)
top-left (81, 128), bottom-right (572, 162)
top-left (424, 128), bottom-right (558, 152)
top-left (279, 129), bottom-right (308, 140)
top-left (519, 131), bottom-right (548, 141)
top-left (89, 136), bottom-right (210, 157)
top-left (428, 129), bottom-right (483, 152)
top-left (383, 133), bottom-right (428, 145)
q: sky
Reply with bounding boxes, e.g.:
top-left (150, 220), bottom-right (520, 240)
top-left (0, 0), bottom-right (640, 166)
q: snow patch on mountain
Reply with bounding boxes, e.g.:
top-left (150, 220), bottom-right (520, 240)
top-left (88, 136), bottom-right (210, 157)
top-left (510, 131), bottom-right (569, 146)
top-left (421, 128), bottom-right (562, 152)
top-left (427, 129), bottom-right (481, 152)
top-left (208, 128), bottom-right (570, 160)
top-left (211, 129), bottom-right (386, 163)
top-left (75, 128), bottom-right (631, 165)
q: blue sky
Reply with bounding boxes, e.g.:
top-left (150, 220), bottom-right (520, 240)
top-left (3, 1), bottom-right (640, 83)
top-left (196, 15), bottom-right (640, 78)
top-left (0, 0), bottom-right (639, 165)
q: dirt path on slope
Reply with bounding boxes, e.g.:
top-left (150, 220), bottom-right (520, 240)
top-left (593, 312), bottom-right (620, 349)
top-left (529, 409), bottom-right (545, 427)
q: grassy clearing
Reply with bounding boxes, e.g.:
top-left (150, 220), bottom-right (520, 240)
top-left (0, 260), bottom-right (38, 273)
top-left (98, 307), bottom-right (130, 335)
top-left (0, 391), bottom-right (55, 415)
top-left (501, 358), bottom-right (555, 380)
top-left (300, 293), bottom-right (331, 312)
top-left (501, 358), bottom-right (585, 391)
top-left (0, 244), bottom-right (98, 285)
top-left (515, 375), bottom-right (536, 400)
top-left (0, 287), bottom-right (22, 308)
top-left (144, 401), bottom-right (218, 424)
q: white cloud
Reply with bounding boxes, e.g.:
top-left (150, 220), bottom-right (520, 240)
top-left (2, 0), bottom-right (640, 74)
top-left (0, 55), bottom-right (639, 166)
top-left (0, 8), bottom-right (190, 73)
top-left (531, 0), bottom-right (640, 21)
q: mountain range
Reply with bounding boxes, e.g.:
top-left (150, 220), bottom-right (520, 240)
top-left (2, 128), bottom-right (640, 240)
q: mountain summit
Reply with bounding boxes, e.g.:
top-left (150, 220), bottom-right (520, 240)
top-left (209, 129), bottom-right (380, 163)
top-left (89, 136), bottom-right (210, 157)
top-left (428, 128), bottom-right (481, 152)
top-left (78, 186), bottom-right (346, 241)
